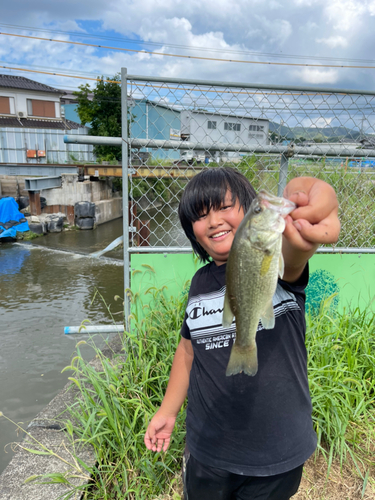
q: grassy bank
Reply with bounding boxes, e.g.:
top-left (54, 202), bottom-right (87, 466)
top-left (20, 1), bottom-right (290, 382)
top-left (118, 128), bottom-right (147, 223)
top-left (20, 278), bottom-right (375, 499)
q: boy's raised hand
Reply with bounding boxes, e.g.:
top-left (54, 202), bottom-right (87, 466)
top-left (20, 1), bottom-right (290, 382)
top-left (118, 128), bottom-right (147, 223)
top-left (144, 412), bottom-right (176, 452)
top-left (283, 176), bottom-right (340, 251)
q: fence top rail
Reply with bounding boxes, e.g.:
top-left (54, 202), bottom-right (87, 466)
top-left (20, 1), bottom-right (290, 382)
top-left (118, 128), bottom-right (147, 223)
top-left (126, 72), bottom-right (375, 97)
top-left (64, 135), bottom-right (375, 158)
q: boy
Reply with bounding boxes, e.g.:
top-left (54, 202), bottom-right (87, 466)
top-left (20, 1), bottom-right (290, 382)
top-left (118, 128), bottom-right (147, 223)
top-left (144, 167), bottom-right (340, 500)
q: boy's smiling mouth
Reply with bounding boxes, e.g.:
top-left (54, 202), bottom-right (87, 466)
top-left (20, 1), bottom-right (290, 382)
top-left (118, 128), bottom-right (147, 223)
top-left (211, 230), bottom-right (230, 239)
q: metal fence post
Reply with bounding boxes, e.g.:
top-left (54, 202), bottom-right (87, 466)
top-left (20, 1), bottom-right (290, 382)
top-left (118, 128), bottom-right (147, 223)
top-left (277, 153), bottom-right (289, 197)
top-left (121, 68), bottom-right (130, 332)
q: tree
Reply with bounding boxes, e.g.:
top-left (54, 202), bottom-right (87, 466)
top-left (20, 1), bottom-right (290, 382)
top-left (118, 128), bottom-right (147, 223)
top-left (74, 74), bottom-right (122, 161)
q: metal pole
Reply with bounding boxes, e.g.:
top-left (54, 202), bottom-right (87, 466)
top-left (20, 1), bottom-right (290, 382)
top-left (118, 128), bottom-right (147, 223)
top-left (121, 68), bottom-right (130, 332)
top-left (278, 153), bottom-right (289, 197)
top-left (63, 136), bottom-right (375, 158)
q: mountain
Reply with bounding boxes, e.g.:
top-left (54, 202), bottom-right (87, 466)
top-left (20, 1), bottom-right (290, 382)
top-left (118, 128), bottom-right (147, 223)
top-left (269, 122), bottom-right (361, 142)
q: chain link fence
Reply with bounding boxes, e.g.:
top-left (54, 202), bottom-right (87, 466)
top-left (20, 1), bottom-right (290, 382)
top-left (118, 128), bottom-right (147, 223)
top-left (125, 73), bottom-right (375, 254)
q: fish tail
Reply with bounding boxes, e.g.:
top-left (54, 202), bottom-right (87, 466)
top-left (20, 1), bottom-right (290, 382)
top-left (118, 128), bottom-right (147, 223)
top-left (225, 343), bottom-right (258, 377)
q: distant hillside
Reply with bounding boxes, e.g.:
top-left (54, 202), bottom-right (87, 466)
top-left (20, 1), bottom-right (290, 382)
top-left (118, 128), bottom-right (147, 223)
top-left (269, 122), bottom-right (295, 139)
top-left (269, 122), bottom-right (361, 142)
top-left (291, 126), bottom-right (361, 141)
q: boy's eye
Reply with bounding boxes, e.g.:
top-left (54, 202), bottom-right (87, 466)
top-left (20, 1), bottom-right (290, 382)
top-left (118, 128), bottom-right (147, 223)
top-left (220, 204), bottom-right (233, 211)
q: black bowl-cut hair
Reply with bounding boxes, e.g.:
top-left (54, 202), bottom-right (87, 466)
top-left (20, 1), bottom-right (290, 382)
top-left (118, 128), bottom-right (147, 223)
top-left (178, 167), bottom-right (257, 262)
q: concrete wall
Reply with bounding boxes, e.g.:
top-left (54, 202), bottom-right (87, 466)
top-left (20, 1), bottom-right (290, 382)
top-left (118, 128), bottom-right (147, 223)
top-left (0, 175), bottom-right (28, 198)
top-left (40, 174), bottom-right (112, 206)
top-left (95, 197), bottom-right (123, 225)
top-left (0, 174), bottom-right (123, 225)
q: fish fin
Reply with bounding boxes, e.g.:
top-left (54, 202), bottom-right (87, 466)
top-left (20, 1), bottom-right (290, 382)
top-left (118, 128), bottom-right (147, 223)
top-left (226, 343), bottom-right (258, 377)
top-left (278, 253), bottom-right (285, 279)
top-left (222, 291), bottom-right (234, 328)
top-left (260, 300), bottom-right (275, 330)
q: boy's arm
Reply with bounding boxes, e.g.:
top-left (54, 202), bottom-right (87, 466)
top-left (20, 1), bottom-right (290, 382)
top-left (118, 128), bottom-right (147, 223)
top-left (144, 337), bottom-right (193, 452)
top-left (282, 177), bottom-right (340, 283)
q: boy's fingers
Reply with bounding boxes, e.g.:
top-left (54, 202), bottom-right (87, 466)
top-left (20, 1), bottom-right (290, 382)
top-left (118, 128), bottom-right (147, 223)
top-left (294, 217), bottom-right (340, 244)
top-left (283, 219), bottom-right (316, 252)
top-left (285, 180), bottom-right (339, 225)
top-left (285, 191), bottom-right (309, 208)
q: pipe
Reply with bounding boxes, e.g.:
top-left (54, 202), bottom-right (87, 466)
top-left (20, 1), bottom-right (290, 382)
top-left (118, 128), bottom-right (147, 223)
top-left (64, 325), bottom-right (125, 335)
top-left (63, 135), bottom-right (375, 158)
top-left (90, 235), bottom-right (123, 258)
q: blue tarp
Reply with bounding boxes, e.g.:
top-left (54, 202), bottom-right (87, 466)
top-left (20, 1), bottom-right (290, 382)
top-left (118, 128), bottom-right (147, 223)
top-left (0, 197), bottom-right (29, 239)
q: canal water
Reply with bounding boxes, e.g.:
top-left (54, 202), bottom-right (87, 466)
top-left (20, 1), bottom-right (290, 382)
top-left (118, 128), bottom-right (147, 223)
top-left (0, 205), bottom-right (189, 474)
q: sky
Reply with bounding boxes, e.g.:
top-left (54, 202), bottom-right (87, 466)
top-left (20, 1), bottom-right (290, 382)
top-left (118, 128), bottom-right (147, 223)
top-left (1, 0), bottom-right (375, 134)
top-left (1, 0), bottom-right (375, 93)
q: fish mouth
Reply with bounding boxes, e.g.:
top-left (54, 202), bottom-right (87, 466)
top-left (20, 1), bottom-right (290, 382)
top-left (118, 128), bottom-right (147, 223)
top-left (210, 230), bottom-right (230, 239)
top-left (258, 191), bottom-right (296, 215)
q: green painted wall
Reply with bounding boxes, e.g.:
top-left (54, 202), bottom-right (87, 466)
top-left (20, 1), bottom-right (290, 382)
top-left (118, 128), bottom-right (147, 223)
top-left (307, 253), bottom-right (375, 313)
top-left (130, 252), bottom-right (375, 316)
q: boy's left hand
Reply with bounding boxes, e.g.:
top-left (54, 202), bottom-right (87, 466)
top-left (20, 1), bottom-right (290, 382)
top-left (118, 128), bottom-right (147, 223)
top-left (283, 176), bottom-right (340, 252)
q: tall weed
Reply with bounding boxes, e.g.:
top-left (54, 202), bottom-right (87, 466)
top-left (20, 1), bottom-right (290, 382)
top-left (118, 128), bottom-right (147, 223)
top-left (306, 300), bottom-right (375, 475)
top-left (11, 280), bottom-right (375, 498)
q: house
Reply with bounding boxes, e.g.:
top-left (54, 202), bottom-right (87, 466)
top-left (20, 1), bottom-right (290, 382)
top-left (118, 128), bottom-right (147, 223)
top-left (180, 110), bottom-right (269, 161)
top-left (1, 74), bottom-right (68, 125)
top-left (0, 74), bottom-right (93, 163)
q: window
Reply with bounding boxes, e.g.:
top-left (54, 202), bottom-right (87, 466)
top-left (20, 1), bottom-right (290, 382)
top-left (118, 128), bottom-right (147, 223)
top-left (27, 99), bottom-right (56, 118)
top-left (0, 96), bottom-right (10, 114)
top-left (249, 125), bottom-right (264, 132)
top-left (224, 122), bottom-right (241, 131)
top-left (207, 120), bottom-right (217, 129)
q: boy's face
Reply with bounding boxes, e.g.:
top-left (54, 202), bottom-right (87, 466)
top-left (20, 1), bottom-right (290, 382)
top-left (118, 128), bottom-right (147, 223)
top-left (192, 190), bottom-right (244, 266)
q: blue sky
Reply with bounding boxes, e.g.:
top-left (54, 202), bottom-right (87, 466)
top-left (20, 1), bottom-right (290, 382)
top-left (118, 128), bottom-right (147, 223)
top-left (1, 0), bottom-right (375, 93)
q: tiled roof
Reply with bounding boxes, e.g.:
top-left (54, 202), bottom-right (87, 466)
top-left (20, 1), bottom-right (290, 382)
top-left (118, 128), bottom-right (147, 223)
top-left (0, 116), bottom-right (84, 130)
top-left (0, 74), bottom-right (62, 93)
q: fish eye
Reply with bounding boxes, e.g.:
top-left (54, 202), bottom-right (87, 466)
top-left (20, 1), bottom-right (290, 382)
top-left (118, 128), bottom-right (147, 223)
top-left (254, 205), bottom-right (262, 214)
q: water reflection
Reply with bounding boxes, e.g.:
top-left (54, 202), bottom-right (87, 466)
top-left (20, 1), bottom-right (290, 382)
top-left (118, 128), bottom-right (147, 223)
top-left (0, 201), bottom-right (190, 474)
top-left (0, 241), bottom-right (124, 474)
top-left (0, 245), bottom-right (31, 277)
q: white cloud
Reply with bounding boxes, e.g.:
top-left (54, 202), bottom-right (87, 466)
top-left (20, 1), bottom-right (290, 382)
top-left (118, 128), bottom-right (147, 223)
top-left (2, 0), bottom-right (375, 91)
top-left (310, 116), bottom-right (333, 128)
top-left (316, 35), bottom-right (348, 48)
top-left (247, 16), bottom-right (292, 45)
top-left (296, 68), bottom-right (339, 84)
top-left (323, 0), bottom-right (366, 31)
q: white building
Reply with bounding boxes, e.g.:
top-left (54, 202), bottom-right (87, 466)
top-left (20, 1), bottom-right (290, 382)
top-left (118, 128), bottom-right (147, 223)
top-left (180, 110), bottom-right (269, 161)
top-left (0, 74), bottom-right (64, 121)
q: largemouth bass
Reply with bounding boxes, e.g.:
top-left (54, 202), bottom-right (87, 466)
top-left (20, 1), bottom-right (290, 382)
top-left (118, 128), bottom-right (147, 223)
top-left (223, 190), bottom-right (296, 377)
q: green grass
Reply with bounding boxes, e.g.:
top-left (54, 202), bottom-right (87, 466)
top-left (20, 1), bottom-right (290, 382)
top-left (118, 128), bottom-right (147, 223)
top-left (9, 277), bottom-right (374, 499)
top-left (306, 300), bottom-right (375, 476)
top-left (235, 155), bottom-right (375, 248)
top-left (51, 278), bottom-right (188, 499)
top-left (20, 231), bottom-right (44, 241)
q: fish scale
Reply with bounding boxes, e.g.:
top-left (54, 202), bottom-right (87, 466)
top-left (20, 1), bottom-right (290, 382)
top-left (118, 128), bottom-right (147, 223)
top-left (223, 191), bottom-right (295, 377)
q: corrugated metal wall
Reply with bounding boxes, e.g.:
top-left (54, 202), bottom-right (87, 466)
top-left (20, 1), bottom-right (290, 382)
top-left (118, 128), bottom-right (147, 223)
top-left (0, 127), bottom-right (95, 163)
top-left (130, 99), bottom-right (180, 160)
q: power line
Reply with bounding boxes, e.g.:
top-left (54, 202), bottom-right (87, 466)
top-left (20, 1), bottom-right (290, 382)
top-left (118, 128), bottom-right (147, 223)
top-left (0, 64), bottom-right (333, 97)
top-left (2, 32), bottom-right (375, 70)
top-left (0, 65), bottom-right (121, 84)
top-left (2, 64), bottom-right (375, 109)
top-left (2, 22), bottom-right (375, 65)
